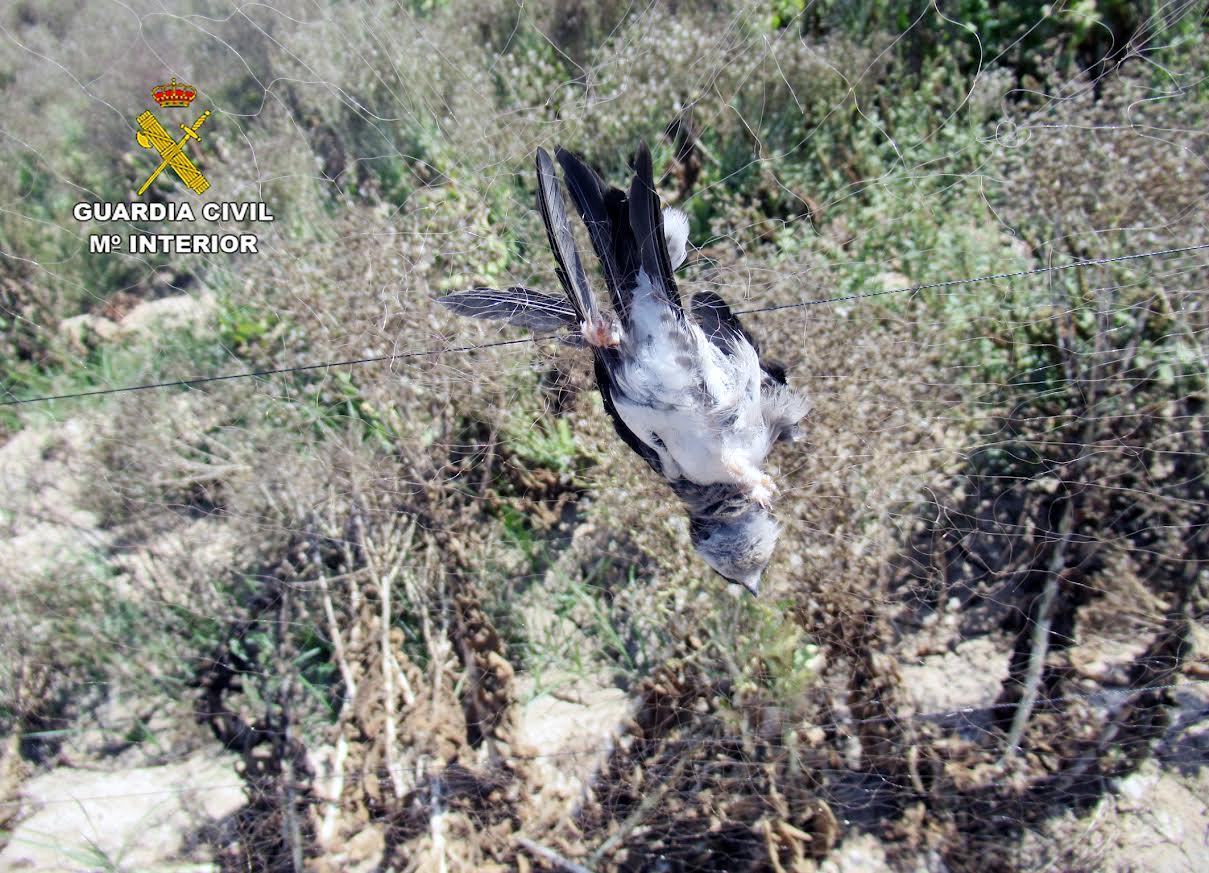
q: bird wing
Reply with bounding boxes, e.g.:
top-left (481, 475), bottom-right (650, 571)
top-left (553, 148), bottom-right (642, 319)
top-left (628, 142), bottom-right (682, 310)
top-left (535, 148), bottom-right (599, 327)
top-left (690, 290), bottom-right (788, 386)
top-left (594, 357), bottom-right (666, 476)
top-left (691, 290), bottom-right (805, 442)
top-left (689, 290), bottom-right (749, 350)
top-left (437, 287), bottom-right (577, 333)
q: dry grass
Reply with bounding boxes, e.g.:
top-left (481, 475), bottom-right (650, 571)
top-left (1, 1), bottom-right (1207, 870)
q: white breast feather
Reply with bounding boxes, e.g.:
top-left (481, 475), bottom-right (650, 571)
top-left (612, 271), bottom-right (773, 485)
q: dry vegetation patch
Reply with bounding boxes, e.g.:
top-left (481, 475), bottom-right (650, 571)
top-left (1, 1), bottom-right (1207, 870)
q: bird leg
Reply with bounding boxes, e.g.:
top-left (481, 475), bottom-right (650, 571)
top-left (724, 456), bottom-right (777, 507)
top-left (581, 316), bottom-right (621, 348)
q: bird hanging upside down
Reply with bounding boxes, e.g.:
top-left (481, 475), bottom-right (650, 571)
top-left (439, 144), bottom-right (808, 595)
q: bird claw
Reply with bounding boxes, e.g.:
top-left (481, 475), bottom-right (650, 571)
top-left (581, 318), bottom-right (621, 348)
top-left (749, 475), bottom-right (777, 508)
top-left (725, 457), bottom-right (777, 507)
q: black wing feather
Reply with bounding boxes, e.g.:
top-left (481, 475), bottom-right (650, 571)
top-left (437, 287), bottom-right (577, 332)
top-left (594, 356), bottom-right (664, 476)
top-left (689, 290), bottom-right (749, 348)
top-left (605, 184), bottom-right (641, 299)
top-left (690, 290), bottom-right (788, 385)
top-left (535, 148), bottom-right (597, 326)
top-left (554, 148), bottom-right (624, 307)
top-left (628, 142), bottom-right (681, 309)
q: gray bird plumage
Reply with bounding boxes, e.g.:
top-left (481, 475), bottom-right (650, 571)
top-left (438, 143), bottom-right (808, 595)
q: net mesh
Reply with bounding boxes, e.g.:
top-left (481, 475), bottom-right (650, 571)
top-left (1, 1), bottom-right (1206, 871)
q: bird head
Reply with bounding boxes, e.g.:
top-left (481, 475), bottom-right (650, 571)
top-left (689, 504), bottom-right (780, 596)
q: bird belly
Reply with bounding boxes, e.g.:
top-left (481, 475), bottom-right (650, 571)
top-left (611, 359), bottom-right (770, 487)
top-left (610, 272), bottom-right (773, 486)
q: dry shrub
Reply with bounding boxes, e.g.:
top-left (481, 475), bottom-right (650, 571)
top-left (2, 2), bottom-right (1206, 871)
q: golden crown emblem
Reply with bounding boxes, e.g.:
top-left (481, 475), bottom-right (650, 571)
top-left (152, 77), bottom-right (197, 109)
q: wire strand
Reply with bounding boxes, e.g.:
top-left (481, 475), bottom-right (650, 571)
top-left (0, 337), bottom-right (537, 407)
top-left (3, 242), bottom-right (1206, 408)
top-left (736, 242), bottom-right (1209, 314)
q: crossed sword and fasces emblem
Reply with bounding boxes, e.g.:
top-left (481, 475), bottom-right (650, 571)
top-left (135, 109), bottom-right (212, 196)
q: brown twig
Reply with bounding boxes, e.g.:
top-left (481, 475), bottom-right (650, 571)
top-left (1001, 501), bottom-right (1074, 761)
top-left (516, 835), bottom-right (596, 873)
top-left (589, 753), bottom-right (690, 865)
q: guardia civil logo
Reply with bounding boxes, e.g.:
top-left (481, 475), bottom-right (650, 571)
top-left (135, 78), bottom-right (212, 197)
top-left (74, 77), bottom-right (274, 256)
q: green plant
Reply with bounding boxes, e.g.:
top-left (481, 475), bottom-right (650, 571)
top-left (507, 416), bottom-right (580, 473)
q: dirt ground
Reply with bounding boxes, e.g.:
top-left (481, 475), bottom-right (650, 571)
top-left (3, 325), bottom-right (1207, 872)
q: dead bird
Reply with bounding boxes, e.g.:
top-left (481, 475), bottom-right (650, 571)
top-left (439, 144), bottom-right (807, 595)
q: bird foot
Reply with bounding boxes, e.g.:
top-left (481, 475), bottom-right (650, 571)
top-left (581, 317), bottom-right (621, 348)
top-left (725, 458), bottom-right (777, 507)
top-left (749, 474), bottom-right (777, 508)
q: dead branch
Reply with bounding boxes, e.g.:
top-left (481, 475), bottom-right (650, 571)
top-left (1001, 499), bottom-right (1076, 760)
top-left (516, 835), bottom-right (596, 873)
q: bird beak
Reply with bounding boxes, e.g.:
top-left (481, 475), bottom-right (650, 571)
top-left (740, 574), bottom-right (760, 597)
